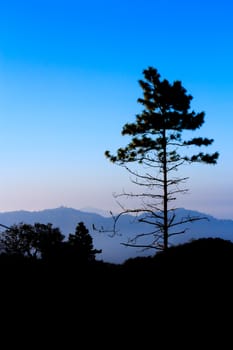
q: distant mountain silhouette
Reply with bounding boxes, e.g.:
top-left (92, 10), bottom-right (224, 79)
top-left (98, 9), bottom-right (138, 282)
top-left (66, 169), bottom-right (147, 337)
top-left (0, 206), bottom-right (232, 263)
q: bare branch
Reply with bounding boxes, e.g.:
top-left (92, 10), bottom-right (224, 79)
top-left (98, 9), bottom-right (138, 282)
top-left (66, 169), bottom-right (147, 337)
top-left (121, 242), bottom-right (163, 250)
top-left (168, 229), bottom-right (187, 237)
top-left (169, 215), bottom-right (208, 229)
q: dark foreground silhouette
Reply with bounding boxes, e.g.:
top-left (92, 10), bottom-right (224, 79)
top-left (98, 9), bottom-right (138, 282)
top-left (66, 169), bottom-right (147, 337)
top-left (1, 236), bottom-right (232, 344)
top-left (1, 237), bottom-right (233, 293)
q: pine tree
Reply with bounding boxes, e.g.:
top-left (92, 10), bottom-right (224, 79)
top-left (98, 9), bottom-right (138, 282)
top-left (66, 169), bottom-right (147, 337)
top-left (68, 222), bottom-right (101, 262)
top-left (105, 67), bottom-right (219, 251)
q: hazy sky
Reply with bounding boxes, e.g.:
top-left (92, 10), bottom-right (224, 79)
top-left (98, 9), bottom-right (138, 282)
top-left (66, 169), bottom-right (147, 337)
top-left (0, 0), bottom-right (233, 219)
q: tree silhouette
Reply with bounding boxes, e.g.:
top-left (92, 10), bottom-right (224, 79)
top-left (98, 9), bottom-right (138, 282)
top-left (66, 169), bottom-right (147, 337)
top-left (0, 222), bottom-right (64, 259)
top-left (68, 222), bottom-right (102, 262)
top-left (34, 223), bottom-right (65, 260)
top-left (105, 66), bottom-right (219, 251)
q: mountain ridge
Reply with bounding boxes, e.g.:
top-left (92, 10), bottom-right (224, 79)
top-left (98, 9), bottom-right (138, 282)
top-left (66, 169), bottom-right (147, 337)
top-left (0, 206), bottom-right (232, 263)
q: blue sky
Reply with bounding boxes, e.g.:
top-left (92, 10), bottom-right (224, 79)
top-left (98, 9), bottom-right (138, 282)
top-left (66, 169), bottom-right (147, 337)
top-left (0, 0), bottom-right (233, 218)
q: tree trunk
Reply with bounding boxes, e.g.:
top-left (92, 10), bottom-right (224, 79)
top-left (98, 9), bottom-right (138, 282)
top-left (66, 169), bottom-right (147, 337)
top-left (162, 129), bottom-right (168, 250)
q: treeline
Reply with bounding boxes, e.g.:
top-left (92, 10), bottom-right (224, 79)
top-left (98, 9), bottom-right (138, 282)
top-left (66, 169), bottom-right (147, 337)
top-left (1, 220), bottom-right (233, 281)
top-left (0, 221), bottom-right (101, 264)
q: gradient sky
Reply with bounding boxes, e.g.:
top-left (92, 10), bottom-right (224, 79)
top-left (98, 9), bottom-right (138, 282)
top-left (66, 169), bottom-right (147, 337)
top-left (0, 0), bottom-right (233, 218)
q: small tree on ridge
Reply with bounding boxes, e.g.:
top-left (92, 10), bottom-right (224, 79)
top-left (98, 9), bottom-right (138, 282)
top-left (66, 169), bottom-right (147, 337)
top-left (68, 222), bottom-right (102, 262)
